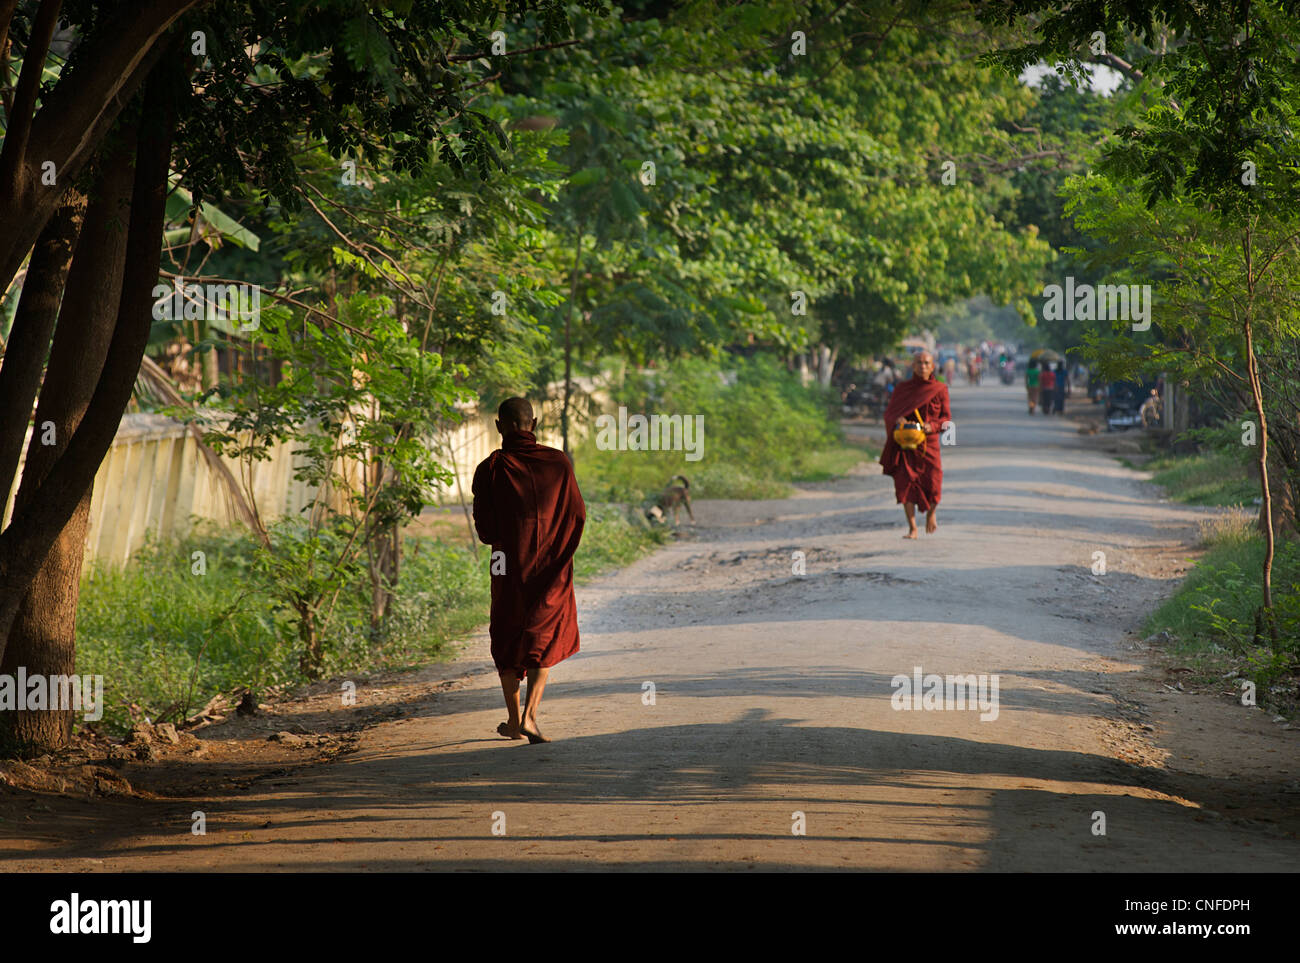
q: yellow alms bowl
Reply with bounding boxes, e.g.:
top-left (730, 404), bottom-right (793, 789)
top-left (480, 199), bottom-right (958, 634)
top-left (893, 422), bottom-right (926, 450)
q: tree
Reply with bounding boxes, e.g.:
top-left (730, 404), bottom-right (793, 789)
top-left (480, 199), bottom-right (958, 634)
top-left (195, 294), bottom-right (466, 678)
top-left (0, 0), bottom-right (596, 751)
top-left (985, 0), bottom-right (1300, 644)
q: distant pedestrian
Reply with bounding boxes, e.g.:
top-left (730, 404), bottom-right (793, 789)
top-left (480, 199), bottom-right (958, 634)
top-left (1025, 360), bottom-right (1040, 414)
top-left (1053, 361), bottom-right (1068, 415)
top-left (1039, 363), bottom-right (1057, 415)
top-left (1140, 388), bottom-right (1163, 427)
top-left (872, 358), bottom-right (897, 389)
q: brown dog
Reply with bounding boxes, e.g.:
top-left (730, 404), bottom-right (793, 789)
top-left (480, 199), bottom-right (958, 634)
top-left (648, 475), bottom-right (693, 526)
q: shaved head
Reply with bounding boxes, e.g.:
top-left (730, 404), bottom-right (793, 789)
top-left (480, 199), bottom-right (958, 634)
top-left (497, 397), bottom-right (535, 433)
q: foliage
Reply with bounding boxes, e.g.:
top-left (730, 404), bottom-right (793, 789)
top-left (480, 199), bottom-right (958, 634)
top-left (74, 508), bottom-right (664, 735)
top-left (1146, 536), bottom-right (1300, 657)
top-left (190, 292), bottom-right (469, 676)
top-left (1141, 446), bottom-right (1258, 508)
top-left (576, 353), bottom-right (851, 501)
top-left (76, 527), bottom-right (297, 734)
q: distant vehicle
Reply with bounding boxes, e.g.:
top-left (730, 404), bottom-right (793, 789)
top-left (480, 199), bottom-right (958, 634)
top-left (1105, 379), bottom-right (1158, 431)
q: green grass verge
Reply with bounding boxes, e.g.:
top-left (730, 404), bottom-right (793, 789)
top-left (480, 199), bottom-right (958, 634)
top-left (1133, 450), bottom-right (1299, 710)
top-left (1142, 528), bottom-right (1299, 696)
top-left (76, 506), bottom-right (666, 736)
top-left (1134, 446), bottom-right (1259, 506)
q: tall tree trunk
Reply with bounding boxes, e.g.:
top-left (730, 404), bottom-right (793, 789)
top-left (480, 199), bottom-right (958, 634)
top-left (0, 136), bottom-right (136, 751)
top-left (0, 189), bottom-right (85, 503)
top-left (0, 67), bottom-right (176, 665)
top-left (1244, 316), bottom-right (1277, 647)
top-left (0, 0), bottom-right (199, 296)
top-left (816, 344), bottom-right (836, 387)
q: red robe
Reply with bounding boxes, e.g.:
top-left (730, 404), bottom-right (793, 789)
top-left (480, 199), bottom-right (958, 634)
top-left (879, 375), bottom-right (951, 512)
top-left (471, 429), bottom-right (586, 678)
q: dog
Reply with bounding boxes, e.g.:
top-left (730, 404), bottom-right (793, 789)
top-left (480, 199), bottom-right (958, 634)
top-left (646, 475), bottom-right (694, 526)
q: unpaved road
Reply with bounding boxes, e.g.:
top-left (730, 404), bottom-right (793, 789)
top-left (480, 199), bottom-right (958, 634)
top-left (4, 383), bottom-right (1299, 870)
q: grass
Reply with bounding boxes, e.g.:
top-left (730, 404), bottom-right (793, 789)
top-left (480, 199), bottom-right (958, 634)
top-left (76, 526), bottom-right (297, 734)
top-left (791, 438), bottom-right (874, 482)
top-left (1137, 446), bottom-right (1259, 506)
top-left (75, 506), bottom-right (668, 736)
top-left (1135, 450), bottom-right (1299, 714)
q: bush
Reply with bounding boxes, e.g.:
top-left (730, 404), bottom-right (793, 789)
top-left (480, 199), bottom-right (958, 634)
top-left (575, 353), bottom-right (850, 501)
top-left (77, 526), bottom-right (297, 734)
top-left (1145, 534), bottom-right (1300, 655)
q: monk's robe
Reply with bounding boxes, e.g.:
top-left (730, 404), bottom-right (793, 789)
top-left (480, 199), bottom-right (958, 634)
top-left (471, 429), bottom-right (586, 678)
top-left (879, 374), bottom-right (952, 512)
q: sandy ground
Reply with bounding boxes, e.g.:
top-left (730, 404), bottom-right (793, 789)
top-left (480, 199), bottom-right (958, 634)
top-left (2, 383), bottom-right (1297, 871)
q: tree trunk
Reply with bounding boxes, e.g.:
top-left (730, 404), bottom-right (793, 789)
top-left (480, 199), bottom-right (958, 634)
top-left (816, 344), bottom-right (836, 387)
top-left (368, 518), bottom-right (399, 634)
top-left (0, 67), bottom-right (176, 663)
top-left (0, 112), bottom-right (139, 751)
top-left (0, 494), bottom-right (94, 750)
top-left (201, 343), bottom-right (220, 390)
top-left (0, 190), bottom-right (85, 503)
top-left (0, 0), bottom-right (200, 296)
top-left (297, 600), bottom-right (322, 680)
top-left (1243, 317), bottom-right (1277, 647)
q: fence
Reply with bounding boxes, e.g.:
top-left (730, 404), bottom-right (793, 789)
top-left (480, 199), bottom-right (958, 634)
top-left (2, 390), bottom-right (597, 570)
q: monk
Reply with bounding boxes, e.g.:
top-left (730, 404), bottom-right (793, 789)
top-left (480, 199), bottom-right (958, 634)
top-left (471, 397), bottom-right (586, 744)
top-left (879, 351), bottom-right (952, 538)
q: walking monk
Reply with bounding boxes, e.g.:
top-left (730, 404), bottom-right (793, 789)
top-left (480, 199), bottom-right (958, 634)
top-left (879, 351), bottom-right (952, 539)
top-left (472, 398), bottom-right (586, 744)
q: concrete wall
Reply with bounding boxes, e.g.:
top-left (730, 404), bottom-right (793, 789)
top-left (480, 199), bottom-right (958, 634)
top-left (2, 391), bottom-right (592, 570)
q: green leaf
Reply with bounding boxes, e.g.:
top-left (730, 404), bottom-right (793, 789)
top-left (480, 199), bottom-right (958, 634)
top-left (569, 165), bottom-right (607, 187)
top-left (610, 180), bottom-right (640, 219)
top-left (165, 181), bottom-right (261, 251)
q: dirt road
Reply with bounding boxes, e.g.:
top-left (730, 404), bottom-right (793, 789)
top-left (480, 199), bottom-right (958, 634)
top-left (5, 384), bottom-right (1299, 870)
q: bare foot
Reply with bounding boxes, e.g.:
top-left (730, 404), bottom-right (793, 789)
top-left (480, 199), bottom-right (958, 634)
top-left (903, 529), bottom-right (918, 540)
top-left (926, 513), bottom-right (938, 534)
top-left (497, 721), bottom-right (524, 740)
top-left (519, 719), bottom-right (551, 744)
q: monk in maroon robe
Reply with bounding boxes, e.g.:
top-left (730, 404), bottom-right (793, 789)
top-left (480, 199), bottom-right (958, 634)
top-left (879, 351), bottom-right (951, 538)
top-left (472, 398), bottom-right (586, 743)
